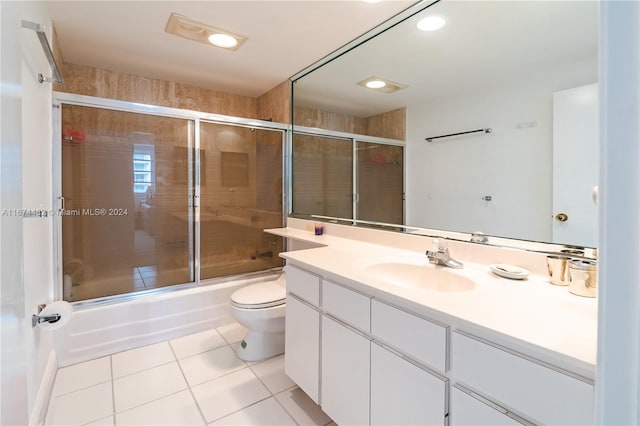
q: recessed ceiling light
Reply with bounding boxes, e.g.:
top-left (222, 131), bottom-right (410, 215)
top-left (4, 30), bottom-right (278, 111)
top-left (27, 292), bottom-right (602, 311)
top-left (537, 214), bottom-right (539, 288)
top-left (357, 76), bottom-right (407, 93)
top-left (417, 15), bottom-right (446, 32)
top-left (165, 13), bottom-right (247, 51)
top-left (366, 80), bottom-right (386, 89)
top-left (208, 33), bottom-right (238, 48)
top-left (362, 0), bottom-right (383, 3)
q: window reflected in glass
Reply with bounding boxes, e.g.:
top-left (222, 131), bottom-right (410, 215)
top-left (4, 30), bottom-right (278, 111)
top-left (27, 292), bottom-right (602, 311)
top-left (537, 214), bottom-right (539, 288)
top-left (61, 105), bottom-right (193, 301)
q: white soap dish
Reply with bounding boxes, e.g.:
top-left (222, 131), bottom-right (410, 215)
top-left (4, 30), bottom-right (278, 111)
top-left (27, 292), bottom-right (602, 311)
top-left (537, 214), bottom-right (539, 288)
top-left (490, 263), bottom-right (530, 280)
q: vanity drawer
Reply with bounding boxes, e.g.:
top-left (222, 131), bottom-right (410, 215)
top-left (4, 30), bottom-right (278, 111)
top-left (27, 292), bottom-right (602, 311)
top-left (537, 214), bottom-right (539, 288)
top-left (322, 280), bottom-right (370, 332)
top-left (371, 300), bottom-right (448, 372)
top-left (285, 265), bottom-right (320, 306)
top-left (450, 386), bottom-right (522, 426)
top-left (452, 331), bottom-right (594, 425)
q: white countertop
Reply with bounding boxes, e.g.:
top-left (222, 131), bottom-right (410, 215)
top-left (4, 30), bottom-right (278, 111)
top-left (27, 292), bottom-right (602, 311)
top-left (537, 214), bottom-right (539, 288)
top-left (268, 226), bottom-right (598, 380)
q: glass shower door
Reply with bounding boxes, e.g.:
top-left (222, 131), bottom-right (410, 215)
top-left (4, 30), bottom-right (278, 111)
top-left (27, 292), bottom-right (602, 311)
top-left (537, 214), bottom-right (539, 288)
top-left (60, 104), bottom-right (195, 301)
top-left (292, 133), bottom-right (354, 219)
top-left (199, 121), bottom-right (284, 280)
top-left (356, 141), bottom-right (404, 224)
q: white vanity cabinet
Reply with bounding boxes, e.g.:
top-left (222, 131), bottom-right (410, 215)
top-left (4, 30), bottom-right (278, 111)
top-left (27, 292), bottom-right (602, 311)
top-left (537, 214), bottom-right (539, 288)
top-left (321, 315), bottom-right (370, 426)
top-left (370, 299), bottom-right (449, 425)
top-left (321, 280), bottom-right (371, 425)
top-left (450, 386), bottom-right (522, 426)
top-left (284, 266), bottom-right (321, 403)
top-left (283, 262), bottom-right (594, 426)
top-left (371, 300), bottom-right (448, 372)
top-left (371, 342), bottom-right (448, 426)
top-left (285, 264), bottom-right (320, 305)
top-left (452, 331), bottom-right (594, 425)
top-left (285, 265), bottom-right (451, 425)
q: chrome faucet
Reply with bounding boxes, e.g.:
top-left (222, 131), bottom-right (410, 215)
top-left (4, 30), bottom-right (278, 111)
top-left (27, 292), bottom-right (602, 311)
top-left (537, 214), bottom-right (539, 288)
top-left (426, 238), bottom-right (464, 269)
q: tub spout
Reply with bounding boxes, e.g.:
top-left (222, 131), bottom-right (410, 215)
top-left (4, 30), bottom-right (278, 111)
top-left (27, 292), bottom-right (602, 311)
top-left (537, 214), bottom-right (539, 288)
top-left (251, 251), bottom-right (273, 260)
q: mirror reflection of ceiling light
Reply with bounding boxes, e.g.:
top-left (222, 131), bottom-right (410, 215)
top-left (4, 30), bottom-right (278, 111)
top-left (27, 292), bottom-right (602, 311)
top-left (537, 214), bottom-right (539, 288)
top-left (366, 80), bottom-right (387, 89)
top-left (208, 33), bottom-right (238, 48)
top-left (357, 76), bottom-right (407, 93)
top-left (417, 15), bottom-right (446, 32)
top-left (165, 13), bottom-right (247, 51)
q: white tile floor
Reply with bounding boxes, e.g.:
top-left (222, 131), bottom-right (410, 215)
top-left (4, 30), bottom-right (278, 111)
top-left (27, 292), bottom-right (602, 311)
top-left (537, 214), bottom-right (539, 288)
top-left (45, 322), bottom-right (334, 426)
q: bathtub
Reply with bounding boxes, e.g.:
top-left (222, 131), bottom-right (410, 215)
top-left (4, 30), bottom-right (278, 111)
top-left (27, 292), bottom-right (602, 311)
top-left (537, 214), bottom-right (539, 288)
top-left (52, 270), bottom-right (283, 367)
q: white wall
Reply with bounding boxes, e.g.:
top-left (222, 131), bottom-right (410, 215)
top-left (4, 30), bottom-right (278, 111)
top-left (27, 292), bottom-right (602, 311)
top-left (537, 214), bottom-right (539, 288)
top-left (1, 2), bottom-right (29, 424)
top-left (406, 57), bottom-right (597, 242)
top-left (1, 1), bottom-right (56, 424)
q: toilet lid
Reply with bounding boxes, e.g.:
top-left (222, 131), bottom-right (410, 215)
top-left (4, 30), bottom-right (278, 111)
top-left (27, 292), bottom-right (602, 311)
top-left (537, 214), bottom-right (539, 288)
top-left (231, 277), bottom-right (286, 309)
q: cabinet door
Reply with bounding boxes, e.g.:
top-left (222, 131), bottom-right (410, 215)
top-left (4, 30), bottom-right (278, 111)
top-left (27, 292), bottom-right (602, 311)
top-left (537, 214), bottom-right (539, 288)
top-left (452, 331), bottom-right (593, 425)
top-left (371, 342), bottom-right (447, 426)
top-left (285, 295), bottom-right (320, 403)
top-left (451, 387), bottom-right (522, 426)
top-left (321, 315), bottom-right (370, 426)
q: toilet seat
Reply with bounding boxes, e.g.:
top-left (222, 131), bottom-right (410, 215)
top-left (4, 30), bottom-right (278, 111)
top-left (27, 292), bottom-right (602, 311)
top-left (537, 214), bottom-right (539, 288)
top-left (231, 279), bottom-right (285, 309)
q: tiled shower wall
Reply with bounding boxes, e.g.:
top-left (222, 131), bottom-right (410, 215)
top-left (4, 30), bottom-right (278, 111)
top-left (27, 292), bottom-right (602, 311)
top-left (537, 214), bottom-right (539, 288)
top-left (51, 25), bottom-right (404, 137)
top-left (52, 26), bottom-right (290, 123)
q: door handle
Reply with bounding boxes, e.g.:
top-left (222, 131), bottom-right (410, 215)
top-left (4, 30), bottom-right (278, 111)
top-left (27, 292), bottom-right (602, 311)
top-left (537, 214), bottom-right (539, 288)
top-left (555, 213), bottom-right (568, 222)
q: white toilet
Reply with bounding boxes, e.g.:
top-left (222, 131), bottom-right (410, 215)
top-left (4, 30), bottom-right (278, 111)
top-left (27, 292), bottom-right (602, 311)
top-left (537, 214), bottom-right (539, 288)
top-left (229, 274), bottom-right (286, 361)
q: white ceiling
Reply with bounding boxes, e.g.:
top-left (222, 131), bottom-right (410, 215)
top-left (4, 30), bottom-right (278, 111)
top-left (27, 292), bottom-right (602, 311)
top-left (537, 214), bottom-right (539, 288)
top-left (47, 0), bottom-right (416, 98)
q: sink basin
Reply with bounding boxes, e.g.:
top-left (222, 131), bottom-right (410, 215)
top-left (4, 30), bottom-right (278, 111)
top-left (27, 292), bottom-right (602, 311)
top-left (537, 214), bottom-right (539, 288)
top-left (357, 256), bottom-right (476, 293)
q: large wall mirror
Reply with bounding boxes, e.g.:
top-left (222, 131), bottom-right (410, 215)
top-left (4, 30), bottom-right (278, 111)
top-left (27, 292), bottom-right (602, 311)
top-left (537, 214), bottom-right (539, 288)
top-left (290, 0), bottom-right (599, 253)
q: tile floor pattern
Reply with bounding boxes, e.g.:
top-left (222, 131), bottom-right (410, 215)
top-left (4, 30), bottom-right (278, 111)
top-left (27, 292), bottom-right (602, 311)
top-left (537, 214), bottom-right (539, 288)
top-left (45, 322), bottom-right (335, 426)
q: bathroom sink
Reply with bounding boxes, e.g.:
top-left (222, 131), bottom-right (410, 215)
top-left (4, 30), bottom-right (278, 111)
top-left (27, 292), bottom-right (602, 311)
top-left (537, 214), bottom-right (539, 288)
top-left (357, 256), bottom-right (476, 293)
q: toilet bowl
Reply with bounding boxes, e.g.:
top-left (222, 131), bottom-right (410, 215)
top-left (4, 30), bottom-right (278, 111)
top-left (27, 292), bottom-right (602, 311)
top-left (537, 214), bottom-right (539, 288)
top-left (230, 275), bottom-right (286, 361)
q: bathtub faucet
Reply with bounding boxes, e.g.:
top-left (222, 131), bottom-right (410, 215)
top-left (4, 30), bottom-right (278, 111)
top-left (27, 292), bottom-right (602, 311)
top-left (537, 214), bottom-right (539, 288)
top-left (251, 250), bottom-right (273, 260)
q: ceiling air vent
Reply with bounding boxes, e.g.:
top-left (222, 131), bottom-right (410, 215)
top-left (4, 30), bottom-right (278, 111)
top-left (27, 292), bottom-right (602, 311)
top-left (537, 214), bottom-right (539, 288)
top-left (165, 13), bottom-right (247, 51)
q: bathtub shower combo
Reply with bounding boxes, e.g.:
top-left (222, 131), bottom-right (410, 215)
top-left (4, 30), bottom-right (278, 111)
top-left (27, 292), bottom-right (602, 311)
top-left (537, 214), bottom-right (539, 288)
top-left (52, 93), bottom-right (403, 364)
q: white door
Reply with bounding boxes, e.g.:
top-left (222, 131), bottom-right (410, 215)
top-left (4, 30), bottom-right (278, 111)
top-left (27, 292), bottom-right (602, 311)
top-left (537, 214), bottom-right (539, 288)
top-left (552, 83), bottom-right (599, 247)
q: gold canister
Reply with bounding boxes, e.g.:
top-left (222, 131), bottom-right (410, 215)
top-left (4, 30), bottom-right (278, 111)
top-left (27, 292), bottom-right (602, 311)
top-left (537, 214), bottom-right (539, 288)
top-left (568, 259), bottom-right (598, 298)
top-left (546, 255), bottom-right (570, 286)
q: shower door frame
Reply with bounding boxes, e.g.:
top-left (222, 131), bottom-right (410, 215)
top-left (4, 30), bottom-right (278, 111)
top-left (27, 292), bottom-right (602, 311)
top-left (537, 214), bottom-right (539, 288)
top-left (52, 92), bottom-right (289, 306)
